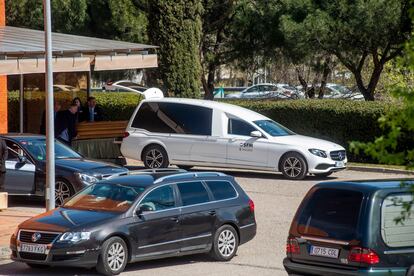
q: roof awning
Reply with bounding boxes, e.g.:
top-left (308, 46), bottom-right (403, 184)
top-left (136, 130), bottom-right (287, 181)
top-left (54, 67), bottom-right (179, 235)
top-left (0, 26), bottom-right (158, 75)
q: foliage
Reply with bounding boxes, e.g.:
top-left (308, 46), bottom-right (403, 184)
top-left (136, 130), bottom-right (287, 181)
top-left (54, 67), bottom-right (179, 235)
top-left (147, 0), bottom-right (203, 98)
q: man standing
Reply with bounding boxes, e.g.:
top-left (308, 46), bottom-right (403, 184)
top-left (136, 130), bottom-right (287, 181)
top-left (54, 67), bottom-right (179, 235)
top-left (40, 101), bottom-right (61, 134)
top-left (55, 104), bottom-right (78, 146)
top-left (0, 137), bottom-right (7, 192)
top-left (81, 97), bottom-right (104, 122)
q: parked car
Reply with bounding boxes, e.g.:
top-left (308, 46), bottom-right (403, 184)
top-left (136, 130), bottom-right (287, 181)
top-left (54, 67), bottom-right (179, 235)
top-left (53, 85), bottom-right (78, 92)
top-left (103, 80), bottom-right (147, 93)
top-left (121, 97), bottom-right (347, 180)
top-left (284, 178), bottom-right (414, 275)
top-left (225, 83), bottom-right (302, 99)
top-left (10, 170), bottom-right (256, 275)
top-left (297, 83), bottom-right (364, 100)
top-left (1, 134), bottom-right (128, 206)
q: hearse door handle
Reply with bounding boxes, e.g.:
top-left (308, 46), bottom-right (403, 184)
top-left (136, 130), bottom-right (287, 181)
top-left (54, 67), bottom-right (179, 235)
top-left (208, 211), bottom-right (216, 216)
top-left (170, 216), bottom-right (179, 223)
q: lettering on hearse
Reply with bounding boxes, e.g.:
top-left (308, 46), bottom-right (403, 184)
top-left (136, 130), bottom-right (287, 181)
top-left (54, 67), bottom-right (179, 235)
top-left (239, 142), bottom-right (253, 151)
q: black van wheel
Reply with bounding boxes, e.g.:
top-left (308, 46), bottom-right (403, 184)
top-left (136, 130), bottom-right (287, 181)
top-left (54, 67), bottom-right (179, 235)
top-left (210, 225), bottom-right (239, 261)
top-left (142, 145), bottom-right (169, 169)
top-left (96, 237), bottom-right (128, 276)
top-left (280, 153), bottom-right (308, 180)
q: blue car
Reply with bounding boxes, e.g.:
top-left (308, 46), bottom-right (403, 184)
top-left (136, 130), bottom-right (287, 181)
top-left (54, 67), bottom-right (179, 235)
top-left (284, 179), bottom-right (414, 275)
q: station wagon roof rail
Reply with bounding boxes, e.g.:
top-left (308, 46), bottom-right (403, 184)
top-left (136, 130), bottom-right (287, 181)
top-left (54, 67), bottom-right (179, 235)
top-left (154, 172), bottom-right (227, 183)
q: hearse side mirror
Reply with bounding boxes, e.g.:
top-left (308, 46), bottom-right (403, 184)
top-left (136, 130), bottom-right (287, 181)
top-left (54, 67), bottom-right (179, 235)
top-left (18, 155), bottom-right (27, 163)
top-left (250, 131), bottom-right (263, 138)
top-left (136, 204), bottom-right (154, 217)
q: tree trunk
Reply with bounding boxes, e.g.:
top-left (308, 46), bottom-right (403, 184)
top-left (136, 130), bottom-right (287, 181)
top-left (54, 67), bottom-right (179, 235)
top-left (318, 57), bottom-right (331, 99)
top-left (295, 67), bottom-right (309, 98)
top-left (202, 65), bottom-right (216, 100)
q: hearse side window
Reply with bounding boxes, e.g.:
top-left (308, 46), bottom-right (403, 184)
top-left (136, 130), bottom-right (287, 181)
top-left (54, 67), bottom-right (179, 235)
top-left (139, 185), bottom-right (175, 212)
top-left (206, 181), bottom-right (237, 201)
top-left (228, 118), bottom-right (256, 136)
top-left (382, 193), bottom-right (414, 247)
top-left (177, 181), bottom-right (210, 206)
top-left (297, 188), bottom-right (363, 241)
top-left (132, 102), bottom-right (212, 135)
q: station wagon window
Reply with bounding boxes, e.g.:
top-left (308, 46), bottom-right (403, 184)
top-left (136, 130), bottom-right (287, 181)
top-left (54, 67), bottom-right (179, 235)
top-left (139, 185), bottom-right (175, 212)
top-left (228, 118), bottom-right (257, 136)
top-left (205, 181), bottom-right (237, 201)
top-left (177, 181), bottom-right (210, 206)
top-left (132, 102), bottom-right (212, 135)
top-left (382, 193), bottom-right (414, 247)
top-left (297, 188), bottom-right (363, 241)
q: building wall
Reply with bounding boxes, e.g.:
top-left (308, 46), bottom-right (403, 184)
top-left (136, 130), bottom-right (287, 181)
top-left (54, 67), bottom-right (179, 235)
top-left (0, 0), bottom-right (7, 133)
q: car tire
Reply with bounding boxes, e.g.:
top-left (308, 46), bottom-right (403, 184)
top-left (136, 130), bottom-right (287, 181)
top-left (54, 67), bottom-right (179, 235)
top-left (280, 153), bottom-right (308, 180)
top-left (314, 172), bottom-right (333, 178)
top-left (142, 145), bottom-right (169, 169)
top-left (177, 165), bottom-right (193, 171)
top-left (26, 263), bottom-right (50, 269)
top-left (96, 236), bottom-right (128, 276)
top-left (210, 225), bottom-right (239, 261)
top-left (55, 179), bottom-right (74, 207)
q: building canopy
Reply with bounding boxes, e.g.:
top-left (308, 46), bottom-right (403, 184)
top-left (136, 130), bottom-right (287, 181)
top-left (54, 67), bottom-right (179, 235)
top-left (0, 26), bottom-right (158, 75)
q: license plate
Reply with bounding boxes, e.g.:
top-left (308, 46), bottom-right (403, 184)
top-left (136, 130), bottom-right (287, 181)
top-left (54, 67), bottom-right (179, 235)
top-left (19, 243), bottom-right (47, 254)
top-left (335, 161), bottom-right (345, 167)
top-left (310, 245), bottom-right (339, 259)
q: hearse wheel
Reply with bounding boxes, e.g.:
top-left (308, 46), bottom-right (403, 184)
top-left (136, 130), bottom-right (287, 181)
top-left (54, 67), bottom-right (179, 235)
top-left (97, 236), bottom-right (128, 276)
top-left (280, 152), bottom-right (308, 180)
top-left (142, 145), bottom-right (169, 169)
top-left (210, 225), bottom-right (239, 261)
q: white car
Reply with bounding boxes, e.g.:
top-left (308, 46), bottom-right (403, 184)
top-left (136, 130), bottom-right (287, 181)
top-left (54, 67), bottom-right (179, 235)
top-left (121, 95), bottom-right (346, 180)
top-left (225, 83), bottom-right (303, 99)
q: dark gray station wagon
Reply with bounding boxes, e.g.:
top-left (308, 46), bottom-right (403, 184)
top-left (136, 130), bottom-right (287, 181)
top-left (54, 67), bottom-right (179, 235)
top-left (284, 179), bottom-right (414, 276)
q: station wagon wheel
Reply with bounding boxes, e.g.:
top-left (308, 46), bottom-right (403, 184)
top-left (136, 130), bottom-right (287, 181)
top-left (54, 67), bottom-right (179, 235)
top-left (210, 225), bottom-right (239, 261)
top-left (280, 153), bottom-right (307, 180)
top-left (142, 145), bottom-right (169, 169)
top-left (97, 236), bottom-right (128, 276)
top-left (55, 179), bottom-right (74, 207)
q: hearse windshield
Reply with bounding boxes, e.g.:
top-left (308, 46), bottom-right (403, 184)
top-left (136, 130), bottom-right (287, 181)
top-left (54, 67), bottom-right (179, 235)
top-left (253, 120), bottom-right (295, 136)
top-left (64, 183), bottom-right (146, 212)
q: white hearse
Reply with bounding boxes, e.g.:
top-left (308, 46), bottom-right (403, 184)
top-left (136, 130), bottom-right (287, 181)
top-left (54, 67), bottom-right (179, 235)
top-left (121, 92), bottom-right (347, 180)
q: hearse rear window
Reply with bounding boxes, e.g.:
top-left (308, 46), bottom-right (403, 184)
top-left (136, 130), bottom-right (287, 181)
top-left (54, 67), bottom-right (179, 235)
top-left (132, 102), bottom-right (212, 135)
top-left (382, 193), bottom-right (414, 247)
top-left (297, 188), bottom-right (363, 241)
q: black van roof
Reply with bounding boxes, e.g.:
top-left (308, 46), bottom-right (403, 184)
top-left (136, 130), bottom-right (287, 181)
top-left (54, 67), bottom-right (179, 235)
top-left (315, 178), bottom-right (414, 193)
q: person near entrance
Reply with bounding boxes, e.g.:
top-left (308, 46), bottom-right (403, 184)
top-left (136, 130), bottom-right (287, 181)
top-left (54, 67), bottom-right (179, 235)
top-left (81, 96), bottom-right (104, 122)
top-left (55, 104), bottom-right (78, 146)
top-left (0, 137), bottom-right (8, 192)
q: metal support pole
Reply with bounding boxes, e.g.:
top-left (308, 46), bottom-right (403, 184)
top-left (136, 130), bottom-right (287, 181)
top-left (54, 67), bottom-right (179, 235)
top-left (43, 0), bottom-right (55, 211)
top-left (19, 74), bottom-right (24, 133)
top-left (86, 66), bottom-right (92, 98)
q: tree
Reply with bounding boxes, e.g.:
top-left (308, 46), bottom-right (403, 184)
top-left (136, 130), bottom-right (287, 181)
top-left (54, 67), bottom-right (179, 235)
top-left (281, 0), bottom-right (412, 101)
top-left (147, 0), bottom-right (203, 98)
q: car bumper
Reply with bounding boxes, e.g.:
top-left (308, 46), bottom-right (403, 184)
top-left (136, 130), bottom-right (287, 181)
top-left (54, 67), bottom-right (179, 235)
top-left (283, 258), bottom-right (407, 276)
top-left (239, 222), bottom-right (256, 245)
top-left (10, 242), bottom-right (100, 268)
top-left (308, 158), bottom-right (347, 174)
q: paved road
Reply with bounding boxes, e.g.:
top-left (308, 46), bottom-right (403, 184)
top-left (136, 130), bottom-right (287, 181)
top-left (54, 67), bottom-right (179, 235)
top-left (0, 169), bottom-right (408, 276)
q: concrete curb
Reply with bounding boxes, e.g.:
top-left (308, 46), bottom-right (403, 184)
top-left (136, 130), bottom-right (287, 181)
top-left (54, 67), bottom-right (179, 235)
top-left (347, 166), bottom-right (414, 175)
top-left (0, 246), bottom-right (10, 260)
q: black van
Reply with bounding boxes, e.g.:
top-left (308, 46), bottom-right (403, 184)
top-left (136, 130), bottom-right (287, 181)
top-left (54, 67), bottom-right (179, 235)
top-left (284, 179), bottom-right (414, 276)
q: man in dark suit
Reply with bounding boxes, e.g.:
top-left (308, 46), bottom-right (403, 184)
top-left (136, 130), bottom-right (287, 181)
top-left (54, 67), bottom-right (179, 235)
top-left (55, 104), bottom-right (78, 146)
top-left (80, 96), bottom-right (105, 122)
top-left (0, 138), bottom-right (8, 192)
top-left (40, 101), bottom-right (61, 134)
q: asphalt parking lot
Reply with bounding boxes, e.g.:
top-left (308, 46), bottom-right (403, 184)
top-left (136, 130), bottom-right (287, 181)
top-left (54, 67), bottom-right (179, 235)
top-left (0, 168), bottom-right (409, 276)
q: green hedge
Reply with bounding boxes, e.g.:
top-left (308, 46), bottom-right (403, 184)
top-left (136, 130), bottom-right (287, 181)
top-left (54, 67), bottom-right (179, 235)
top-left (8, 92), bottom-right (392, 162)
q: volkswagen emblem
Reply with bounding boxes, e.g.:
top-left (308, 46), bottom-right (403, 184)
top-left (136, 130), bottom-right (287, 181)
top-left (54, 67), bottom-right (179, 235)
top-left (31, 232), bottom-right (41, 243)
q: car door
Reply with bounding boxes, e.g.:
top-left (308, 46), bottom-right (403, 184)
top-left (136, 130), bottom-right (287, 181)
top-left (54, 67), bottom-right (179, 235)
top-left (131, 184), bottom-right (182, 258)
top-left (225, 117), bottom-right (269, 167)
top-left (176, 181), bottom-right (216, 252)
top-left (4, 141), bottom-right (36, 194)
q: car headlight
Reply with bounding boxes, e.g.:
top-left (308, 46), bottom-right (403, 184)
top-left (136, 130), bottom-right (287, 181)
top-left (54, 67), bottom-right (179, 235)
top-left (76, 173), bottom-right (98, 185)
top-left (59, 232), bottom-right (91, 242)
top-left (308, 149), bottom-right (328, 158)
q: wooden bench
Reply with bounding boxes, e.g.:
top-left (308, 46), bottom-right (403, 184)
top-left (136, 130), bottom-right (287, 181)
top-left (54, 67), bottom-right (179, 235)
top-left (76, 121), bottom-right (128, 140)
top-left (0, 192), bottom-right (7, 210)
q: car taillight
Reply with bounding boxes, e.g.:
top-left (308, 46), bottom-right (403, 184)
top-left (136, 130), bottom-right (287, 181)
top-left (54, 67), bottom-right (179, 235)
top-left (348, 247), bottom-right (380, 264)
top-left (286, 238), bottom-right (300, 254)
top-left (248, 199), bottom-right (255, 212)
top-left (123, 132), bottom-right (130, 138)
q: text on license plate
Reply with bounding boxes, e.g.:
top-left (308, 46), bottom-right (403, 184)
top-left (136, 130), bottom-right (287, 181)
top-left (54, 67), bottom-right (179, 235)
top-left (20, 243), bottom-right (47, 254)
top-left (335, 161), bottom-right (345, 167)
top-left (310, 246), bottom-right (339, 259)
